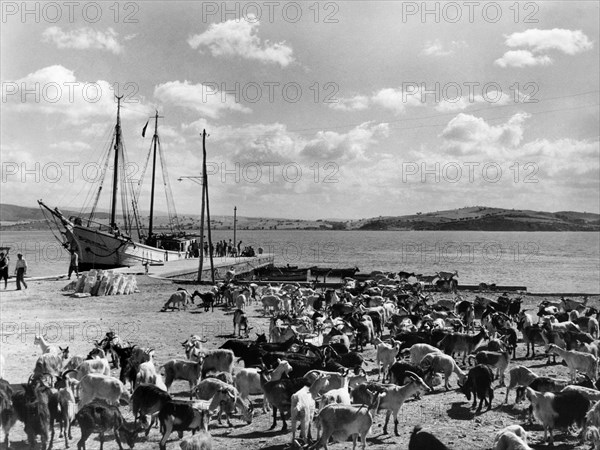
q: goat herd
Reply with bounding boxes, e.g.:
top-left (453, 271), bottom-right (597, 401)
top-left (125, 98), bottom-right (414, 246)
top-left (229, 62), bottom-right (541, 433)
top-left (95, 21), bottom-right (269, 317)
top-left (1, 274), bottom-right (600, 450)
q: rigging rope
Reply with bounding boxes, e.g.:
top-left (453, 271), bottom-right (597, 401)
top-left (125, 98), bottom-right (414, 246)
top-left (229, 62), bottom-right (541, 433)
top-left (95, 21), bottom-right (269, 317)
top-left (157, 136), bottom-right (181, 233)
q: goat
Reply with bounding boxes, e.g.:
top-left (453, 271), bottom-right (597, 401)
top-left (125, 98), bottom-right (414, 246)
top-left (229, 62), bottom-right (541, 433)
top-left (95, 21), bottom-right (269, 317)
top-left (233, 309), bottom-right (250, 337)
top-left (468, 350), bottom-right (510, 386)
top-left (34, 335), bottom-right (61, 355)
top-left (76, 348), bottom-right (111, 379)
top-left (34, 353), bottom-right (64, 379)
top-left (162, 359), bottom-right (202, 399)
top-left (439, 329), bottom-right (488, 364)
top-left (259, 370), bottom-right (311, 431)
top-left (56, 374), bottom-right (77, 448)
top-left (408, 425), bottom-right (451, 450)
top-left (504, 366), bottom-right (538, 404)
top-left (375, 339), bottom-right (401, 382)
top-left (318, 374), bottom-right (351, 409)
top-left (406, 343), bottom-right (443, 366)
top-left (135, 352), bottom-right (160, 386)
top-left (11, 375), bottom-right (53, 450)
top-left (376, 372), bottom-right (432, 436)
top-left (76, 399), bottom-right (138, 449)
top-left (290, 373), bottom-right (329, 445)
top-left (179, 431), bottom-right (212, 450)
top-left (0, 378), bottom-right (16, 447)
top-left (587, 400), bottom-right (600, 450)
top-left (162, 289), bottom-right (194, 311)
top-left (313, 401), bottom-right (378, 450)
top-left (182, 336), bottom-right (207, 362)
top-left (200, 349), bottom-right (234, 378)
top-left (561, 385), bottom-right (600, 402)
top-left (526, 387), bottom-right (589, 445)
top-left (419, 353), bottom-right (467, 391)
top-left (158, 399), bottom-right (214, 450)
top-left (78, 373), bottom-right (130, 407)
top-left (131, 384), bottom-right (172, 436)
top-left (235, 359), bottom-right (292, 412)
top-left (493, 426), bottom-right (532, 450)
top-left (459, 364), bottom-right (494, 413)
top-left (193, 378), bottom-right (253, 426)
top-left (546, 343), bottom-right (598, 381)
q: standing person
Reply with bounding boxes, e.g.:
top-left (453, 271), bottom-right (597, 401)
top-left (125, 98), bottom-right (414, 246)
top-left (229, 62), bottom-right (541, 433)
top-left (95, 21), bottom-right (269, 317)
top-left (0, 252), bottom-right (8, 289)
top-left (237, 241), bottom-right (242, 256)
top-left (14, 253), bottom-right (28, 290)
top-left (68, 250), bottom-right (79, 279)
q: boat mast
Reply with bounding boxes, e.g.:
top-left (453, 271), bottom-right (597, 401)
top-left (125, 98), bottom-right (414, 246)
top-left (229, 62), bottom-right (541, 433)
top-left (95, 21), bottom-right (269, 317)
top-left (110, 95), bottom-right (124, 229)
top-left (148, 110), bottom-right (161, 239)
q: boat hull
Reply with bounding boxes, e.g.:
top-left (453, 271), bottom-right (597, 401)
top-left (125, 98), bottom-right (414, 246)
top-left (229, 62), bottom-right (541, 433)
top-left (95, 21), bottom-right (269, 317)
top-left (72, 225), bottom-right (187, 269)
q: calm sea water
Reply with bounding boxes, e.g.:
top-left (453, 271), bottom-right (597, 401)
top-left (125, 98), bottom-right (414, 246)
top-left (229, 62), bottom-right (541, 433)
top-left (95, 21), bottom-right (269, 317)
top-left (1, 230), bottom-right (599, 293)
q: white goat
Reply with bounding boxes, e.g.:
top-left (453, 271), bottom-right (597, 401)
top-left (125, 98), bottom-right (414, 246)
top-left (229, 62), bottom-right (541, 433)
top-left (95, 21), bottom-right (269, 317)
top-left (407, 343), bottom-right (443, 365)
top-left (504, 366), bottom-right (538, 404)
top-left (34, 335), bottom-right (60, 355)
top-left (314, 402), bottom-right (377, 450)
top-left (547, 344), bottom-right (598, 381)
top-left (375, 339), bottom-right (401, 382)
top-left (318, 374), bottom-right (351, 409)
top-left (376, 372), bottom-right (432, 436)
top-left (290, 373), bottom-right (329, 445)
top-left (419, 353), bottom-right (467, 391)
top-left (78, 373), bottom-right (130, 407)
top-left (234, 359), bottom-right (292, 412)
top-left (494, 428), bottom-right (532, 450)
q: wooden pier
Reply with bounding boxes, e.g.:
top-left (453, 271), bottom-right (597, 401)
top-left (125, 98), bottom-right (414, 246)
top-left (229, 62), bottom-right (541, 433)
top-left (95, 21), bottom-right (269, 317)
top-left (136, 254), bottom-right (275, 281)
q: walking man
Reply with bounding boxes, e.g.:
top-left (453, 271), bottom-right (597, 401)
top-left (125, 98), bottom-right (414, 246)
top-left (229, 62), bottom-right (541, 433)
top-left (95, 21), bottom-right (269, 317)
top-left (0, 252), bottom-right (9, 289)
top-left (68, 250), bottom-right (79, 279)
top-left (15, 253), bottom-right (28, 290)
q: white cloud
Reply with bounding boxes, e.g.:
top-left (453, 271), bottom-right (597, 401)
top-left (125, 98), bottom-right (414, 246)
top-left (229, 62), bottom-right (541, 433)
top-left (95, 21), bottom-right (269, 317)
top-left (188, 18), bottom-right (294, 67)
top-left (372, 87), bottom-right (424, 114)
top-left (42, 27), bottom-right (123, 54)
top-left (328, 95), bottom-right (370, 112)
top-left (494, 50), bottom-right (553, 68)
top-left (441, 112), bottom-right (530, 150)
top-left (3, 65), bottom-right (149, 124)
top-left (495, 28), bottom-right (593, 68)
top-left (154, 80), bottom-right (251, 119)
top-left (435, 91), bottom-right (512, 112)
top-left (49, 141), bottom-right (91, 152)
top-left (301, 122), bottom-right (390, 162)
top-left (505, 28), bottom-right (593, 55)
top-left (421, 39), bottom-right (466, 56)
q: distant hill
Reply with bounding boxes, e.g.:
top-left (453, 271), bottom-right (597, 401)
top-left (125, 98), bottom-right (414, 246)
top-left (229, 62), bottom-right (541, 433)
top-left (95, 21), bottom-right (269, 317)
top-left (1, 204), bottom-right (598, 231)
top-left (347, 206), bottom-right (600, 231)
top-left (0, 204), bottom-right (333, 231)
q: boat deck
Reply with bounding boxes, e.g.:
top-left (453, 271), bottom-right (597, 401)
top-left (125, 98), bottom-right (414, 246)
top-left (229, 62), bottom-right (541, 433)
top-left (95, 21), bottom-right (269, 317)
top-left (114, 254), bottom-right (275, 282)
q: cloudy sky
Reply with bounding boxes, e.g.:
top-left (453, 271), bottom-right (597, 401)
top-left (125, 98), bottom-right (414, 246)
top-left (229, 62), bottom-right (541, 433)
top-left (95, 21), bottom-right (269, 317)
top-left (1, 1), bottom-right (598, 220)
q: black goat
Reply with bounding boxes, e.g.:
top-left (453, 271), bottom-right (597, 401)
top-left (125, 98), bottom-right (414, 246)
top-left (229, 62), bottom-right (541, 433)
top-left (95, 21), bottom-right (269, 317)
top-left (76, 399), bottom-right (138, 449)
top-left (1, 379), bottom-right (16, 446)
top-left (131, 384), bottom-right (172, 436)
top-left (459, 364), bottom-right (494, 414)
top-left (12, 374), bottom-right (55, 450)
top-left (409, 425), bottom-right (451, 450)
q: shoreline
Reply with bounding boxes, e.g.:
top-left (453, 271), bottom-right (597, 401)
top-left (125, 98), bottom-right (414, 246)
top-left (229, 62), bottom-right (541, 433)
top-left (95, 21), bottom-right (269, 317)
top-left (1, 274), bottom-right (598, 297)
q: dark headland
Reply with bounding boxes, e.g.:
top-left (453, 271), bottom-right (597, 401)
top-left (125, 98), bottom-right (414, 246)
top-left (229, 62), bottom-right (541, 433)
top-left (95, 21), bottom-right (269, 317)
top-left (1, 204), bottom-right (598, 232)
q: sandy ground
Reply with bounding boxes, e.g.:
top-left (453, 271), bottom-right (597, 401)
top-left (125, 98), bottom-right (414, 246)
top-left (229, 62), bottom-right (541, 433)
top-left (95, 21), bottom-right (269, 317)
top-left (0, 276), bottom-right (598, 450)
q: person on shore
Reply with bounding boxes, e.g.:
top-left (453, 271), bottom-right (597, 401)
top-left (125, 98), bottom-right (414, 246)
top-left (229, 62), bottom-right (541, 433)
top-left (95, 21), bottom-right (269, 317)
top-left (237, 240), bottom-right (242, 255)
top-left (14, 253), bottom-right (28, 290)
top-left (225, 266), bottom-right (235, 283)
top-left (0, 252), bottom-right (8, 289)
top-left (68, 250), bottom-right (79, 279)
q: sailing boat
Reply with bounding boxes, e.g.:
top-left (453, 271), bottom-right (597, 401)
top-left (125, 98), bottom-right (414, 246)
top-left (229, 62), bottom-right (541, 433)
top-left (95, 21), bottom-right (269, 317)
top-left (39, 96), bottom-right (198, 270)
